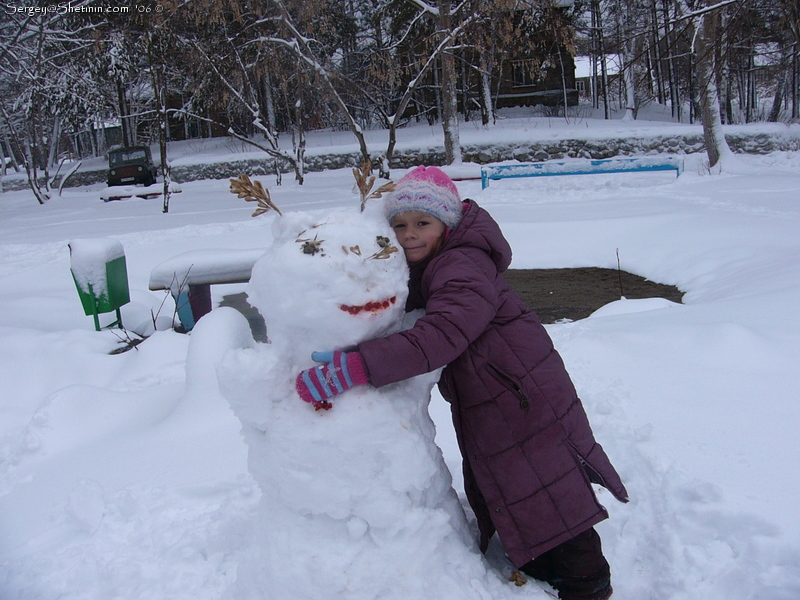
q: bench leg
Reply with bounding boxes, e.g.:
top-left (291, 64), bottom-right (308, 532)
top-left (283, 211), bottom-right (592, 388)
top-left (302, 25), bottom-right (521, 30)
top-left (171, 284), bottom-right (212, 332)
top-left (189, 284), bottom-right (212, 322)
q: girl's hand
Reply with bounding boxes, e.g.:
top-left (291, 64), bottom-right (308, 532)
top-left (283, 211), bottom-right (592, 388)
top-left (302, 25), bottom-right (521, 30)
top-left (295, 350), bottom-right (369, 410)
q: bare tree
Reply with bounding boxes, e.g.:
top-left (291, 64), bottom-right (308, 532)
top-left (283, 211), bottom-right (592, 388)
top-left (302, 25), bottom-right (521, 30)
top-left (265, 0), bottom-right (372, 169)
top-left (0, 4), bottom-right (101, 203)
top-left (675, 0), bottom-right (735, 168)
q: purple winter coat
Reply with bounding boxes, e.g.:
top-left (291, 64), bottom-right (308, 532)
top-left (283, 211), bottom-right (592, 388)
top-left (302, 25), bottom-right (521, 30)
top-left (358, 200), bottom-right (628, 568)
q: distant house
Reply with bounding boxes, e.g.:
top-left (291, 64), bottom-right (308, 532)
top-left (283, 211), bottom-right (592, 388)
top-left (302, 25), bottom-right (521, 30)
top-left (495, 50), bottom-right (579, 108)
top-left (574, 55), bottom-right (622, 101)
top-left (490, 0), bottom-right (579, 109)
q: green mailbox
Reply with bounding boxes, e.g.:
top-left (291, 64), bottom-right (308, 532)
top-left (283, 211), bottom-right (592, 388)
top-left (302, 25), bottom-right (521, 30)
top-left (69, 238), bottom-right (131, 331)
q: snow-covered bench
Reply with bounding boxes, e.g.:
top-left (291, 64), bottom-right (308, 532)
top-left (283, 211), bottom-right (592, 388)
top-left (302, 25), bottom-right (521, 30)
top-left (148, 249), bottom-right (264, 331)
top-left (480, 156), bottom-right (685, 189)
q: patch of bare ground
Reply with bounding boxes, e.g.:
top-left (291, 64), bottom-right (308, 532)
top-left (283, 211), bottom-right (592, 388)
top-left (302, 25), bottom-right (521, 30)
top-left (504, 267), bottom-right (684, 323)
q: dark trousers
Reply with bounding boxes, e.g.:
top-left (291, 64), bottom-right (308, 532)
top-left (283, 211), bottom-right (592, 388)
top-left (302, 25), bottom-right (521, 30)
top-left (520, 527), bottom-right (612, 600)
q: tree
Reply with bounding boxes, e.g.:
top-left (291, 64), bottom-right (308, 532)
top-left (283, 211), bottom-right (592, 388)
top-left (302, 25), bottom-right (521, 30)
top-left (0, 3), bottom-right (102, 203)
top-left (777, 0), bottom-right (799, 118)
top-left (676, 0), bottom-right (734, 168)
top-left (266, 0), bottom-right (372, 172)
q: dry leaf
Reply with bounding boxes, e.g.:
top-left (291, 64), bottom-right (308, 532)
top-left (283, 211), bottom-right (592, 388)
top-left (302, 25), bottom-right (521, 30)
top-left (229, 173), bottom-right (282, 217)
top-left (352, 159), bottom-right (395, 212)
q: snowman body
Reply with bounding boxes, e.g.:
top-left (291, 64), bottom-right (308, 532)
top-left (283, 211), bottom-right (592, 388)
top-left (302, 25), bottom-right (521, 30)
top-left (212, 205), bottom-right (500, 599)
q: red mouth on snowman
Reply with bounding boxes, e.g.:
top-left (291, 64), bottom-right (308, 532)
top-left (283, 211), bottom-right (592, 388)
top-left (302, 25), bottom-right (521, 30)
top-left (339, 296), bottom-right (397, 315)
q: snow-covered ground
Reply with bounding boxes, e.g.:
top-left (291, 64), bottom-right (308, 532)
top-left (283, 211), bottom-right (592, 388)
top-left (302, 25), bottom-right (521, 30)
top-left (1, 113), bottom-right (799, 600)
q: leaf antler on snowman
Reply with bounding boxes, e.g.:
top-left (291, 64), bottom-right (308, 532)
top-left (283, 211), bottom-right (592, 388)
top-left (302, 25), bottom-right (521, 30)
top-left (353, 159), bottom-right (396, 212)
top-left (230, 173), bottom-right (282, 217)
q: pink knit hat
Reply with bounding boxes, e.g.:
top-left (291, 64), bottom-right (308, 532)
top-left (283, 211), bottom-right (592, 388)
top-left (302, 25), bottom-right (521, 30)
top-left (384, 165), bottom-right (463, 228)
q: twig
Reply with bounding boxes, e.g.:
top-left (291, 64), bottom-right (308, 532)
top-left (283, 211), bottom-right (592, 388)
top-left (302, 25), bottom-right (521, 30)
top-left (352, 159), bottom-right (396, 212)
top-left (230, 173), bottom-right (282, 217)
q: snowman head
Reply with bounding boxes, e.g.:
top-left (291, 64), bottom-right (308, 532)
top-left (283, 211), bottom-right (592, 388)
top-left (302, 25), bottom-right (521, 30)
top-left (247, 205), bottom-right (409, 362)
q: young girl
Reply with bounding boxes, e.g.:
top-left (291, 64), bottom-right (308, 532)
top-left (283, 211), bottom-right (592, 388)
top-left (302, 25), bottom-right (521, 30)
top-left (296, 166), bottom-right (628, 600)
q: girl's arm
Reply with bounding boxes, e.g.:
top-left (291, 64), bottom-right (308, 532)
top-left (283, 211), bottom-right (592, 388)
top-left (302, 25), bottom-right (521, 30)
top-left (359, 249), bottom-right (499, 387)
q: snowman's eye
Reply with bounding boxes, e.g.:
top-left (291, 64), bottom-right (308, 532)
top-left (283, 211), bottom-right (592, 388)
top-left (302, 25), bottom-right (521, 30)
top-left (297, 236), bottom-right (325, 255)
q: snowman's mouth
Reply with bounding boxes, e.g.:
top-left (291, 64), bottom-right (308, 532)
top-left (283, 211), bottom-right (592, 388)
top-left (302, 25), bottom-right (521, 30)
top-left (339, 296), bottom-right (397, 315)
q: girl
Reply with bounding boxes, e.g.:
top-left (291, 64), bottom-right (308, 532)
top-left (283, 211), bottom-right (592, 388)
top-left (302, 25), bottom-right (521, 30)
top-left (296, 166), bottom-right (628, 600)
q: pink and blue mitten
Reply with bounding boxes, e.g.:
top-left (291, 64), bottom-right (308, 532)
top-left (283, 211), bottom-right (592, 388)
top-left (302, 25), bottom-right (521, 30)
top-left (295, 350), bottom-right (369, 410)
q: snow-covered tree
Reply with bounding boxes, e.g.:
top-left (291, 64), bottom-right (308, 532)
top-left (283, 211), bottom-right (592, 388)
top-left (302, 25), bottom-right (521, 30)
top-left (674, 0), bottom-right (734, 168)
top-left (776, 0), bottom-right (799, 118)
top-left (0, 3), bottom-right (103, 203)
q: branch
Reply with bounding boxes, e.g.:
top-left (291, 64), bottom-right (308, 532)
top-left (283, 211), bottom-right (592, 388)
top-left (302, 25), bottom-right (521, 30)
top-left (671, 0), bottom-right (741, 25)
top-left (264, 1), bottom-right (371, 160)
top-left (406, 0), bottom-right (440, 17)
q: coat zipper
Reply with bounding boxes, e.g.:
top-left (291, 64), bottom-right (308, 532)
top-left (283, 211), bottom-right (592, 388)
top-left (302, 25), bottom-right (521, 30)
top-left (488, 365), bottom-right (530, 410)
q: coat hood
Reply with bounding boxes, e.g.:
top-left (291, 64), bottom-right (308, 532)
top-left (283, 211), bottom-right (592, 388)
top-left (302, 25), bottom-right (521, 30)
top-left (442, 200), bottom-right (512, 274)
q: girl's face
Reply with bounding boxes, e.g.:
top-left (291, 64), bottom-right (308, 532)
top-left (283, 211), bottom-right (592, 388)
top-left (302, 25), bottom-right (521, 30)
top-left (390, 210), bottom-right (447, 263)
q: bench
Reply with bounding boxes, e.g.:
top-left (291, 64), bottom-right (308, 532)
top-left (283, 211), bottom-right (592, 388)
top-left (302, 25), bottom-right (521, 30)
top-left (481, 156), bottom-right (684, 189)
top-left (149, 249), bottom-right (264, 331)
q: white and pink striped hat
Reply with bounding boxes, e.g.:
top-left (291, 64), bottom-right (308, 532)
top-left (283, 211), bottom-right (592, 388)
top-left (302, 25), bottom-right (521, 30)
top-left (384, 165), bottom-right (463, 229)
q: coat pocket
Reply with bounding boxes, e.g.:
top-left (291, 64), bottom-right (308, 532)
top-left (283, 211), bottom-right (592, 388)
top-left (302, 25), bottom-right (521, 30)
top-left (566, 441), bottom-right (608, 488)
top-left (487, 364), bottom-right (530, 411)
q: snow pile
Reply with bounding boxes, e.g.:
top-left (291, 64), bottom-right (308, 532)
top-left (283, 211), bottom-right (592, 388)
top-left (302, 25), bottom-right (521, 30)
top-left (193, 205), bottom-right (504, 598)
top-left (1, 118), bottom-right (799, 600)
top-left (148, 248), bottom-right (265, 288)
top-left (68, 237), bottom-right (125, 297)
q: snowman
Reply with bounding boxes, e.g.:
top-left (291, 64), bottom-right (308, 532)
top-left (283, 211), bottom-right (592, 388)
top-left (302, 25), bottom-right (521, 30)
top-left (188, 175), bottom-right (511, 599)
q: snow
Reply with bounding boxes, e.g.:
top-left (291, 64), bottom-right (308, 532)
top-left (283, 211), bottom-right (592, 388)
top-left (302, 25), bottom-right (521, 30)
top-left (1, 111), bottom-right (800, 600)
top-left (68, 237), bottom-right (125, 296)
top-left (214, 207), bottom-right (501, 598)
top-left (148, 249), bottom-right (265, 289)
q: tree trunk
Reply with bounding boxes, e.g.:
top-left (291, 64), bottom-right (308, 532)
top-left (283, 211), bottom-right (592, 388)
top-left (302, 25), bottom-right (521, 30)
top-left (23, 137), bottom-right (49, 204)
top-left (117, 78), bottom-right (133, 147)
top-left (768, 58), bottom-right (787, 122)
top-left (695, 2), bottom-right (732, 168)
top-left (594, 0), bottom-right (610, 119)
top-left (622, 46), bottom-right (636, 120)
top-left (460, 52), bottom-right (470, 122)
top-left (157, 83), bottom-right (171, 213)
top-left (292, 76), bottom-right (306, 185)
top-left (147, 36), bottom-right (171, 213)
top-left (479, 50), bottom-right (494, 126)
top-left (558, 50), bottom-right (571, 122)
top-left (438, 0), bottom-right (461, 164)
top-left (650, 0), bottom-right (665, 105)
top-left (2, 130), bottom-right (20, 172)
top-left (263, 74), bottom-right (277, 134)
top-left (793, 49), bottom-right (799, 119)
top-left (47, 116), bottom-right (61, 170)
